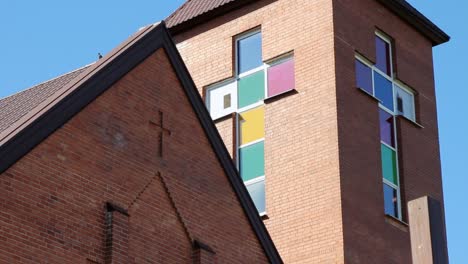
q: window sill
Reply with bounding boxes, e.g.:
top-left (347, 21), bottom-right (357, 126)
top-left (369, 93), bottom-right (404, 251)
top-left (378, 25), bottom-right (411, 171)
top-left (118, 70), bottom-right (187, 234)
top-left (264, 89), bottom-right (298, 104)
top-left (385, 214), bottom-right (408, 232)
top-left (212, 112), bottom-right (234, 123)
top-left (397, 115), bottom-right (424, 129)
top-left (356, 87), bottom-right (382, 103)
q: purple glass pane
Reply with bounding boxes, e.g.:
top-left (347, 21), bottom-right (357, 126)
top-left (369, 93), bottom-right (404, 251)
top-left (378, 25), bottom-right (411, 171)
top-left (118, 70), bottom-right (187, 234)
top-left (355, 59), bottom-right (373, 94)
top-left (376, 36), bottom-right (391, 76)
top-left (379, 109), bottom-right (395, 147)
top-left (268, 59), bottom-right (295, 97)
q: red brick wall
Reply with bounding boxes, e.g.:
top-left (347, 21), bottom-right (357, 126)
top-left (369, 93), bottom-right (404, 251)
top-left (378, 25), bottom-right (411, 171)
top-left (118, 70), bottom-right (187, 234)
top-left (0, 48), bottom-right (269, 263)
top-left (174, 0), bottom-right (345, 263)
top-left (333, 0), bottom-right (446, 263)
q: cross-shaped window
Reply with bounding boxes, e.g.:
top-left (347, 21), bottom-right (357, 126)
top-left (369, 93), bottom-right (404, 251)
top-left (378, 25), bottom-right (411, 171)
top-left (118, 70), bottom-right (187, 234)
top-left (205, 29), bottom-right (295, 214)
top-left (355, 32), bottom-right (417, 220)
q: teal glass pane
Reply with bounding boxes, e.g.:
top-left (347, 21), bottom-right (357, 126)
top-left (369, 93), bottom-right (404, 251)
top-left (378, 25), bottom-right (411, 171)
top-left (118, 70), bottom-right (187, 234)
top-left (240, 141), bottom-right (265, 182)
top-left (374, 71), bottom-right (394, 111)
top-left (381, 144), bottom-right (398, 185)
top-left (246, 179), bottom-right (265, 213)
top-left (238, 71), bottom-right (265, 108)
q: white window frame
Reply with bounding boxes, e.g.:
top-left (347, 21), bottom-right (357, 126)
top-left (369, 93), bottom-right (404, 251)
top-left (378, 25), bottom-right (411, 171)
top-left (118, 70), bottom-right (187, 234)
top-left (205, 79), bottom-right (237, 120)
top-left (353, 31), bottom-right (420, 221)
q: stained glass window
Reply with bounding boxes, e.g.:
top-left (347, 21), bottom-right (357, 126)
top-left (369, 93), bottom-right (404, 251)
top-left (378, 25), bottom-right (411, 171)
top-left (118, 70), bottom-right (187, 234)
top-left (238, 32), bottom-right (262, 74)
top-left (268, 59), bottom-right (295, 97)
top-left (238, 71), bottom-right (265, 108)
top-left (355, 59), bottom-right (373, 94)
top-left (376, 36), bottom-right (391, 76)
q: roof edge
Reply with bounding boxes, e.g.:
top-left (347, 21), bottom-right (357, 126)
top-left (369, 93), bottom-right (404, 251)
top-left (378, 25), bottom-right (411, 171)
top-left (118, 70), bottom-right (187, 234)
top-left (377, 0), bottom-right (450, 46)
top-left (167, 0), bottom-right (258, 35)
top-left (167, 0), bottom-right (450, 46)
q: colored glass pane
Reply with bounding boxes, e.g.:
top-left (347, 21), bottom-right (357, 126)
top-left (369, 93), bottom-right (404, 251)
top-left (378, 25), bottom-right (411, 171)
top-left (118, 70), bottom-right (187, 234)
top-left (239, 141), bottom-right (265, 182)
top-left (376, 36), bottom-right (391, 76)
top-left (239, 106), bottom-right (265, 145)
top-left (374, 71), bottom-right (394, 110)
top-left (268, 59), bottom-right (295, 97)
top-left (237, 32), bottom-right (262, 74)
top-left (381, 144), bottom-right (398, 185)
top-left (238, 71), bottom-right (265, 108)
top-left (246, 179), bottom-right (266, 213)
top-left (383, 184), bottom-right (399, 218)
top-left (355, 59), bottom-right (373, 94)
top-left (379, 109), bottom-right (395, 147)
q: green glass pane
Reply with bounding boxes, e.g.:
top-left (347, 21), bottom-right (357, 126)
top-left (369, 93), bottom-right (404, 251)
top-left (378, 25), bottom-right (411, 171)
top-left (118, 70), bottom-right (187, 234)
top-left (238, 71), bottom-right (265, 108)
top-left (240, 141), bottom-right (265, 182)
top-left (381, 144), bottom-right (398, 185)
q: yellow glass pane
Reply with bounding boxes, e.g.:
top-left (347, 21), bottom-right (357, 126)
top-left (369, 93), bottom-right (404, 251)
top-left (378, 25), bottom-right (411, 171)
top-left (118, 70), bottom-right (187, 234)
top-left (239, 106), bottom-right (265, 145)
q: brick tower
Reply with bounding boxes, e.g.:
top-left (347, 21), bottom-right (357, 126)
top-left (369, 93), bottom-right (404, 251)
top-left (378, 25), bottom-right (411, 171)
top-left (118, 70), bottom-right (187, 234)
top-left (166, 0), bottom-right (450, 263)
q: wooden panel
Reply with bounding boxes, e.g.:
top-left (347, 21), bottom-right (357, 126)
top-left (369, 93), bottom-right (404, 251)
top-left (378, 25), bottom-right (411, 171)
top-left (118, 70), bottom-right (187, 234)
top-left (408, 196), bottom-right (448, 264)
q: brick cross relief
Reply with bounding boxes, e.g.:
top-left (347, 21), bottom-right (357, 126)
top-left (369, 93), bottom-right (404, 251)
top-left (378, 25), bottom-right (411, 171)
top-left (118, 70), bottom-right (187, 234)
top-left (149, 110), bottom-right (172, 158)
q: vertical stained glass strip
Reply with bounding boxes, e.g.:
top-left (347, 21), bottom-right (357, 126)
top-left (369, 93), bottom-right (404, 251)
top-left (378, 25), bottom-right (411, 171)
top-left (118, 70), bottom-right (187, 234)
top-left (374, 71), bottom-right (394, 111)
top-left (379, 109), bottom-right (395, 147)
top-left (355, 59), bottom-right (373, 94)
top-left (239, 141), bottom-right (265, 182)
top-left (238, 71), bottom-right (265, 108)
top-left (268, 59), bottom-right (295, 97)
top-left (381, 144), bottom-right (398, 185)
top-left (239, 106), bottom-right (265, 145)
top-left (246, 179), bottom-right (266, 213)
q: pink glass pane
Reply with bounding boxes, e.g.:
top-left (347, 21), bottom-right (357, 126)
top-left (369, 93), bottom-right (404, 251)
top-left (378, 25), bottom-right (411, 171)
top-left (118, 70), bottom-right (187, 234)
top-left (376, 36), bottom-right (391, 76)
top-left (268, 59), bottom-right (295, 97)
top-left (379, 109), bottom-right (395, 147)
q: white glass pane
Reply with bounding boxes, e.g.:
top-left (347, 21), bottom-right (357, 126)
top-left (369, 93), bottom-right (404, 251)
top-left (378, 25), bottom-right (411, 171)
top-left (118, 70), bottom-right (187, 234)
top-left (395, 85), bottom-right (415, 121)
top-left (246, 179), bottom-right (265, 214)
top-left (206, 81), bottom-right (237, 119)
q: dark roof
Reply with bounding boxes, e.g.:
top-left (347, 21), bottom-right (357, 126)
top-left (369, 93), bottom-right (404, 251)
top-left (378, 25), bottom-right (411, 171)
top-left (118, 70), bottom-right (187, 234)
top-left (0, 22), bottom-right (283, 264)
top-left (166, 0), bottom-right (257, 33)
top-left (166, 0), bottom-right (450, 46)
top-left (0, 66), bottom-right (91, 135)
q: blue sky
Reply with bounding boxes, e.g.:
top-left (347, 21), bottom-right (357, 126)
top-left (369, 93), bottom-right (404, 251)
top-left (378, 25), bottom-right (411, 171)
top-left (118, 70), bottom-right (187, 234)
top-left (1, 0), bottom-right (466, 262)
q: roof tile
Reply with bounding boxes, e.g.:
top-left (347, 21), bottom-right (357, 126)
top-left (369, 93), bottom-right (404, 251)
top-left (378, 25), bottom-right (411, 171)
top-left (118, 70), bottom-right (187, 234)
top-left (0, 66), bottom-right (91, 134)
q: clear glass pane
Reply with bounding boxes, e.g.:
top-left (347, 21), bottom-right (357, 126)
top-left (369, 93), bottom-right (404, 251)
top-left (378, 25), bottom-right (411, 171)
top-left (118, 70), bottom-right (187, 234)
top-left (379, 109), bottom-right (395, 147)
top-left (246, 179), bottom-right (266, 214)
top-left (268, 59), bottom-right (295, 97)
top-left (238, 71), bottom-right (265, 108)
top-left (381, 144), bottom-right (398, 185)
top-left (239, 141), bottom-right (265, 182)
top-left (239, 106), bottom-right (265, 146)
top-left (374, 71), bottom-right (394, 111)
top-left (395, 85), bottom-right (415, 121)
top-left (376, 36), bottom-right (391, 76)
top-left (383, 184), bottom-right (399, 218)
top-left (238, 32), bottom-right (262, 74)
top-left (355, 59), bottom-right (373, 94)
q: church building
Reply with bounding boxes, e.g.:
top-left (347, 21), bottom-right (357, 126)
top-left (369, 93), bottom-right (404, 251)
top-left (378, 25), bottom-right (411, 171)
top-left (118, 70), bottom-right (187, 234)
top-left (166, 0), bottom-right (450, 263)
top-left (0, 0), bottom-right (451, 263)
top-left (0, 23), bottom-right (281, 263)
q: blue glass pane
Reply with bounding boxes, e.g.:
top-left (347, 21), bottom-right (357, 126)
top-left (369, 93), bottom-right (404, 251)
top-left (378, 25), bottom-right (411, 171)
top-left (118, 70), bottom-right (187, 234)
top-left (383, 184), bottom-right (399, 218)
top-left (374, 71), bottom-right (394, 110)
top-left (355, 59), bottom-right (373, 94)
top-left (238, 32), bottom-right (262, 74)
top-left (246, 179), bottom-right (265, 213)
